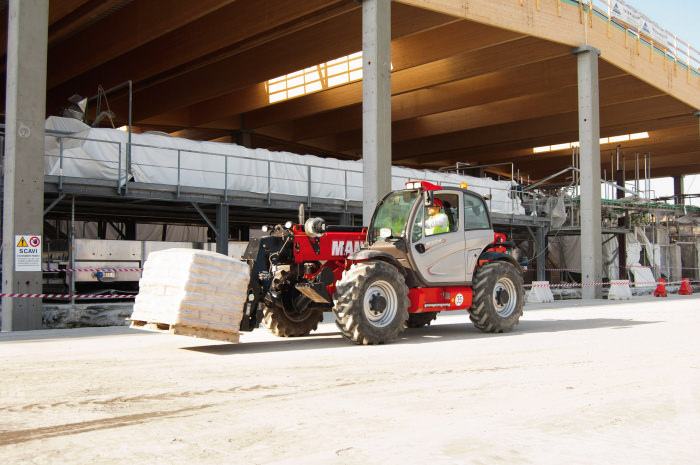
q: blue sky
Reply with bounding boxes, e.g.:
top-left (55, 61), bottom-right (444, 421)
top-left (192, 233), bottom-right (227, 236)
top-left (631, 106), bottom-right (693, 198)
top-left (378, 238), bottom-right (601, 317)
top-left (627, 0), bottom-right (700, 50)
top-left (618, 1), bottom-right (699, 204)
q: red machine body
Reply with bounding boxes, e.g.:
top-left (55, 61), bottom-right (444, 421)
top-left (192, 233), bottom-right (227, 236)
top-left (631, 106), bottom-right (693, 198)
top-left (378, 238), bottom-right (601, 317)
top-left (291, 225), bottom-right (366, 262)
top-left (287, 224), bottom-right (505, 314)
top-left (408, 286), bottom-right (473, 313)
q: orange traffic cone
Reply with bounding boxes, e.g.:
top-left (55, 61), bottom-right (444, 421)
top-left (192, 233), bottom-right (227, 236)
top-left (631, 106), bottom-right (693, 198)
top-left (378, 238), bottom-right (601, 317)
top-left (678, 278), bottom-right (693, 295)
top-left (653, 278), bottom-right (667, 297)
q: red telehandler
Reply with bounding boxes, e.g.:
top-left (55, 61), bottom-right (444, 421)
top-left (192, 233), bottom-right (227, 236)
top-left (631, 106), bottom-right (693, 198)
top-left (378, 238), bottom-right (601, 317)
top-left (241, 180), bottom-right (524, 345)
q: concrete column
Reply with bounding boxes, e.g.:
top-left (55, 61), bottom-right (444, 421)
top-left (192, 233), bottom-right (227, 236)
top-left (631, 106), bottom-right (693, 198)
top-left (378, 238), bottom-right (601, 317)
top-left (2, 0), bottom-right (49, 331)
top-left (216, 204), bottom-right (229, 256)
top-left (572, 46), bottom-right (603, 299)
top-left (673, 175), bottom-right (684, 205)
top-left (362, 0), bottom-right (392, 223)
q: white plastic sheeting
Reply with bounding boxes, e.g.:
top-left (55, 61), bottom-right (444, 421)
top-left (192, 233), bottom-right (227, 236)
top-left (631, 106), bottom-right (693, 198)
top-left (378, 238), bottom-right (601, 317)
top-left (43, 117), bottom-right (524, 214)
top-left (625, 228), bottom-right (655, 287)
top-left (55, 220), bottom-right (208, 242)
top-left (602, 234), bottom-right (619, 281)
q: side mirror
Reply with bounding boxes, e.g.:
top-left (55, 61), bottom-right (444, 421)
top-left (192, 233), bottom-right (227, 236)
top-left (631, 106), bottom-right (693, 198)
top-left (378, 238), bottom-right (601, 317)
top-left (423, 190), bottom-right (434, 206)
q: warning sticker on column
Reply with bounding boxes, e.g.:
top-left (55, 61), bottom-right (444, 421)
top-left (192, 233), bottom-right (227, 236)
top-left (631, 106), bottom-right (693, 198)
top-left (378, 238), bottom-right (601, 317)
top-left (15, 235), bottom-right (41, 271)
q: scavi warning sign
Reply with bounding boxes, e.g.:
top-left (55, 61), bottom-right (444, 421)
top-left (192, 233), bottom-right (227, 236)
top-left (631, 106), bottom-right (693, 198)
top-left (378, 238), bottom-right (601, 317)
top-left (15, 235), bottom-right (41, 271)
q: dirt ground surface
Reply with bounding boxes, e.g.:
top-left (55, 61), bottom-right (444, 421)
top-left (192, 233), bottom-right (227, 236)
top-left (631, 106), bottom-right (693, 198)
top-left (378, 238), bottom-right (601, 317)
top-left (2, 294), bottom-right (700, 465)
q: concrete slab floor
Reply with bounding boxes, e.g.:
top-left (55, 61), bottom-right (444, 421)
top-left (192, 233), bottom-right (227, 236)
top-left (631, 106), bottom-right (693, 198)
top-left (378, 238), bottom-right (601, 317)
top-left (1, 294), bottom-right (699, 464)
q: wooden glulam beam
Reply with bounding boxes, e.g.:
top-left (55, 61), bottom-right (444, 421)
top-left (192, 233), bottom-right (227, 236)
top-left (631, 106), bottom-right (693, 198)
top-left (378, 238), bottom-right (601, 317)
top-left (0, 0), bottom-right (106, 70)
top-left (514, 150), bottom-right (700, 179)
top-left (268, 56), bottom-right (625, 144)
top-left (46, 0), bottom-right (243, 89)
top-left (45, 0), bottom-right (351, 113)
top-left (47, 0), bottom-right (124, 44)
top-left (245, 36), bottom-right (570, 130)
top-left (144, 19), bottom-right (520, 129)
top-left (391, 94), bottom-right (693, 163)
top-left (445, 120), bottom-right (700, 168)
top-left (129, 3), bottom-right (452, 123)
top-left (322, 73), bottom-right (664, 155)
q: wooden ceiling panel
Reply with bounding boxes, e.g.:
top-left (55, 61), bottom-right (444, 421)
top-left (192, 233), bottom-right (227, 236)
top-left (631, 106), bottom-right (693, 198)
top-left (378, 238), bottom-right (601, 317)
top-left (47, 0), bottom-right (242, 88)
top-left (46, 0), bottom-right (351, 114)
top-left (23, 1), bottom-right (700, 181)
top-left (126, 3), bottom-right (453, 123)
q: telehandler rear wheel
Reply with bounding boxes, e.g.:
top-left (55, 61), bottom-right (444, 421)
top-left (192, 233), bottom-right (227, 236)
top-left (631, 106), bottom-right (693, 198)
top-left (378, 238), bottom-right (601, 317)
top-left (262, 289), bottom-right (324, 337)
top-left (469, 261), bottom-right (524, 333)
top-left (333, 261), bottom-right (409, 345)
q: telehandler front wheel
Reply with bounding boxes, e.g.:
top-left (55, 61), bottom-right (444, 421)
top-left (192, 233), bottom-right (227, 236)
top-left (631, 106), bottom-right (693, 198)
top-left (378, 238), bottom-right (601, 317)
top-left (469, 261), bottom-right (524, 333)
top-left (262, 289), bottom-right (324, 337)
top-left (333, 261), bottom-right (409, 345)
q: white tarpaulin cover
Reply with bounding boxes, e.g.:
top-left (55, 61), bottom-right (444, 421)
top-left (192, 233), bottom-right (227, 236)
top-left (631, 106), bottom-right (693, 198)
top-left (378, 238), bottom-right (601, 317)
top-left (625, 228), bottom-right (655, 287)
top-left (44, 117), bottom-right (524, 215)
top-left (602, 234), bottom-right (619, 281)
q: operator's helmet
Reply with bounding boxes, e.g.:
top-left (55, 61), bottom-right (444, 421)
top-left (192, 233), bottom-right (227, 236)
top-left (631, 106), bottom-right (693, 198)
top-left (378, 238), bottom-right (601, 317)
top-left (432, 198), bottom-right (443, 209)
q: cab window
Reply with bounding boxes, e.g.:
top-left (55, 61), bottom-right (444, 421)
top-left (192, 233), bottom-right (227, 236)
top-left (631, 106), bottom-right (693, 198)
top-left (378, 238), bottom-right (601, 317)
top-left (463, 193), bottom-right (491, 230)
top-left (419, 193), bottom-right (459, 238)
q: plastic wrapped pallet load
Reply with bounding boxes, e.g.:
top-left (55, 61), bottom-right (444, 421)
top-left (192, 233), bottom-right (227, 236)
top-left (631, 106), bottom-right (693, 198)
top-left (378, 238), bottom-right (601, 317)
top-left (129, 248), bottom-right (248, 343)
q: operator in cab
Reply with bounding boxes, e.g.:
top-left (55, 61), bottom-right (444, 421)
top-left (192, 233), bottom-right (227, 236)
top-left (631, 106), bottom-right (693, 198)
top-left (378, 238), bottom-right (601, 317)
top-left (424, 198), bottom-right (448, 235)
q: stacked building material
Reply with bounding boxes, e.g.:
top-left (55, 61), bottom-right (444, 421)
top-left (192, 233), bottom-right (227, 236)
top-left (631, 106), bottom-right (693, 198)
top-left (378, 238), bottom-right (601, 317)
top-left (130, 248), bottom-right (248, 342)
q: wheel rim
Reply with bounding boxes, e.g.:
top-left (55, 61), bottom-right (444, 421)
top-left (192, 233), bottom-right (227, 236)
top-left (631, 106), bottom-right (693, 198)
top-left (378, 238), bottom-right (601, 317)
top-left (493, 277), bottom-right (517, 317)
top-left (363, 280), bottom-right (398, 327)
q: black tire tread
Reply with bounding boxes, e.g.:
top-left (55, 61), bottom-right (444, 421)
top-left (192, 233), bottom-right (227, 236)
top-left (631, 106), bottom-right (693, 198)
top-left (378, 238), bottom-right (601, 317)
top-left (469, 261), bottom-right (524, 333)
top-left (262, 302), bottom-right (324, 337)
top-left (333, 261), bottom-right (409, 345)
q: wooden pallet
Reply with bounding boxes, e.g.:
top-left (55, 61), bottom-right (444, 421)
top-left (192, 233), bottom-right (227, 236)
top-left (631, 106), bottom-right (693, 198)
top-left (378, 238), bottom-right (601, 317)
top-left (129, 319), bottom-right (240, 343)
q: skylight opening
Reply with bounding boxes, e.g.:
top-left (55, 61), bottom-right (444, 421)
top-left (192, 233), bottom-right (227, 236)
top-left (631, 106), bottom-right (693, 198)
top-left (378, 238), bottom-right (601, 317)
top-left (267, 51), bottom-right (364, 104)
top-left (532, 132), bottom-right (650, 154)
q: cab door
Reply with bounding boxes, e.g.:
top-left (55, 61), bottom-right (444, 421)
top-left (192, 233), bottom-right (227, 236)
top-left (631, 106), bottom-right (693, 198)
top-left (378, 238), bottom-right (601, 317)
top-left (409, 191), bottom-right (467, 285)
top-left (463, 192), bottom-right (495, 283)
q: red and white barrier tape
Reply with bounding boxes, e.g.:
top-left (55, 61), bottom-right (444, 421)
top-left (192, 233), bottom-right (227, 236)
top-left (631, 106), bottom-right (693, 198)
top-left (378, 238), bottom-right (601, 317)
top-left (0, 293), bottom-right (135, 299)
top-left (524, 280), bottom-right (697, 288)
top-left (43, 268), bottom-right (143, 273)
top-left (525, 265), bottom-right (700, 272)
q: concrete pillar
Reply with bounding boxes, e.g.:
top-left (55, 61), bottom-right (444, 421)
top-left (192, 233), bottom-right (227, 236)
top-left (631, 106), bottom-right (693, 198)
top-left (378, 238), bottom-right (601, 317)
top-left (216, 204), bottom-right (229, 256)
top-left (362, 0), bottom-right (392, 223)
top-left (673, 175), bottom-right (684, 205)
top-left (572, 46), bottom-right (603, 299)
top-left (2, 0), bottom-right (49, 331)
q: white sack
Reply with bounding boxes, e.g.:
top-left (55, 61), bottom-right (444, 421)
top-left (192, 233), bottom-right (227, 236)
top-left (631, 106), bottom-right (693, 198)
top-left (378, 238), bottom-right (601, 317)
top-left (131, 249), bottom-right (248, 334)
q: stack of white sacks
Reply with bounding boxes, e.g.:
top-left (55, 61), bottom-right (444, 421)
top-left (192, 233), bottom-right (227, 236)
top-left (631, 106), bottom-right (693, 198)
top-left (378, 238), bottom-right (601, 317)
top-left (130, 249), bottom-right (248, 339)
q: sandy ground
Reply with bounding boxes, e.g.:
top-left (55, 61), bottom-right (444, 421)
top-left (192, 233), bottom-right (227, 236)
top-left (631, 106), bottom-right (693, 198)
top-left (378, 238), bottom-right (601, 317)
top-left (1, 294), bottom-right (700, 465)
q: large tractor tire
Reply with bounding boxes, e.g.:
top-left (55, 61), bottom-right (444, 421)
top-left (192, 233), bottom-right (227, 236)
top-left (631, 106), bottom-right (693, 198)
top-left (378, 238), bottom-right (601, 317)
top-left (333, 261), bottom-right (409, 345)
top-left (469, 261), bottom-right (524, 333)
top-left (405, 311), bottom-right (439, 328)
top-left (262, 289), bottom-right (324, 337)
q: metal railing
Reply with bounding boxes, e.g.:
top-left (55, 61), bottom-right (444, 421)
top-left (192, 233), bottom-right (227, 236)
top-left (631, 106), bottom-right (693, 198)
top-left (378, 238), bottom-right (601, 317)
top-left (39, 130), bottom-right (521, 214)
top-left (587, 0), bottom-right (700, 74)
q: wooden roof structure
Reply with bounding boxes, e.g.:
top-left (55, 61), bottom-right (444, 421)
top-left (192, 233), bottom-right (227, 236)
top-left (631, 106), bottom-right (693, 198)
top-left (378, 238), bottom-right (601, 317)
top-left (3, 0), bottom-right (699, 181)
